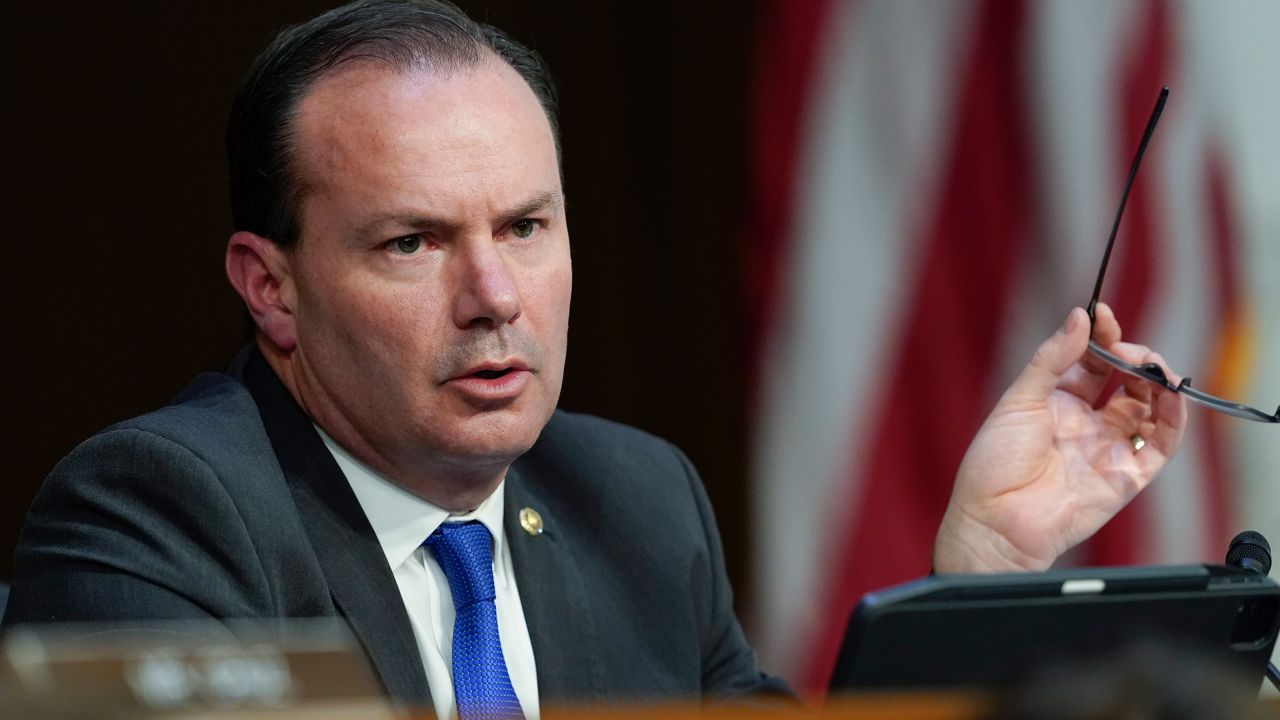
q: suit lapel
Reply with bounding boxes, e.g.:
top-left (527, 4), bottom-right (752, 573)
top-left (504, 465), bottom-right (604, 701)
top-left (239, 348), bottom-right (433, 708)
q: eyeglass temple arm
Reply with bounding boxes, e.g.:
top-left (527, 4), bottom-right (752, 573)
top-left (1179, 377), bottom-right (1280, 422)
top-left (1086, 86), bottom-right (1169, 329)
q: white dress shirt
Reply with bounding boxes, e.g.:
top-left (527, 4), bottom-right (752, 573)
top-left (318, 428), bottom-right (540, 720)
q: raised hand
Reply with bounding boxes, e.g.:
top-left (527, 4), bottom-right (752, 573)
top-left (933, 302), bottom-right (1188, 573)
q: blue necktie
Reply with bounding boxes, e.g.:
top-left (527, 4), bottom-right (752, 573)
top-left (425, 521), bottom-right (524, 720)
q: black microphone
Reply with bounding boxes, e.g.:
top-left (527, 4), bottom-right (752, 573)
top-left (1225, 530), bottom-right (1271, 576)
top-left (1224, 530), bottom-right (1280, 694)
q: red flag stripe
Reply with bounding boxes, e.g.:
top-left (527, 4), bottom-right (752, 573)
top-left (746, 0), bottom-right (836, 391)
top-left (801, 0), bottom-right (1034, 693)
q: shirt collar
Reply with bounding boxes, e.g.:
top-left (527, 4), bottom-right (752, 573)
top-left (315, 425), bottom-right (507, 570)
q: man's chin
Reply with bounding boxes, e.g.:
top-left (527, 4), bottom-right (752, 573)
top-left (423, 418), bottom-right (546, 467)
top-left (407, 391), bottom-right (553, 465)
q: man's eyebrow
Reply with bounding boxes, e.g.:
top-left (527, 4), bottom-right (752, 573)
top-left (353, 213), bottom-right (446, 238)
top-left (353, 191), bottom-right (562, 238)
top-left (497, 190), bottom-right (562, 225)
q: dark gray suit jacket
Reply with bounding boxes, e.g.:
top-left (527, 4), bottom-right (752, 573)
top-left (4, 348), bottom-right (786, 707)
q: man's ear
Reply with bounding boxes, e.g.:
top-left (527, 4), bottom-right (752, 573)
top-left (225, 231), bottom-right (298, 352)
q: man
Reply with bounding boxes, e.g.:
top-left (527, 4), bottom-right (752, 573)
top-left (3, 0), bottom-right (1188, 717)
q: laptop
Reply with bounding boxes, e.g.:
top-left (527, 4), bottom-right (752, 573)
top-left (829, 564), bottom-right (1280, 691)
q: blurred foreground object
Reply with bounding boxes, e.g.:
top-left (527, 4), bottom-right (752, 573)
top-left (543, 692), bottom-right (988, 719)
top-left (0, 619), bottom-right (397, 719)
top-left (986, 640), bottom-right (1273, 720)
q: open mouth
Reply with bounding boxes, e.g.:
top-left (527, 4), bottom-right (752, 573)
top-left (472, 368), bottom-right (514, 380)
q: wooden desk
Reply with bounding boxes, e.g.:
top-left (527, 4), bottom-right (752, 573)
top-left (544, 693), bottom-right (988, 720)
top-left (541, 693), bottom-right (1280, 720)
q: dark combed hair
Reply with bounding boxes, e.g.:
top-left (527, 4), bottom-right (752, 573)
top-left (226, 0), bottom-right (559, 248)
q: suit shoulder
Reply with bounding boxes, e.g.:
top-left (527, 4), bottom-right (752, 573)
top-left (541, 408), bottom-right (669, 443)
top-left (40, 371), bottom-right (281, 515)
top-left (94, 372), bottom-right (269, 463)
top-left (518, 409), bottom-right (701, 515)
top-left (534, 409), bottom-right (687, 467)
top-left (10, 373), bottom-right (306, 626)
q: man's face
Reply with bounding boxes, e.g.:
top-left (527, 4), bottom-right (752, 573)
top-left (281, 59), bottom-right (571, 490)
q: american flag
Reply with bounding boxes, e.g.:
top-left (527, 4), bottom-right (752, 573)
top-left (747, 0), bottom-right (1280, 695)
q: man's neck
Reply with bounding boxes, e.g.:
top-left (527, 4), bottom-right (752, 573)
top-left (259, 338), bottom-right (511, 513)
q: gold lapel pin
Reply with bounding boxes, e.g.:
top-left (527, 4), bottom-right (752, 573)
top-left (519, 507), bottom-right (544, 536)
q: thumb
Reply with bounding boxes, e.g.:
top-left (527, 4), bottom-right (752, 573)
top-left (1004, 307), bottom-right (1091, 404)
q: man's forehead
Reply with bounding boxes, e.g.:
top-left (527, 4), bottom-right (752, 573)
top-left (290, 60), bottom-right (560, 230)
top-left (294, 56), bottom-right (549, 148)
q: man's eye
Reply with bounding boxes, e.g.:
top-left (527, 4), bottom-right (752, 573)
top-left (511, 219), bottom-right (538, 239)
top-left (389, 235), bottom-right (421, 254)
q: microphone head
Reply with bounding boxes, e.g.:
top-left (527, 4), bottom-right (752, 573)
top-left (1226, 530), bottom-right (1272, 576)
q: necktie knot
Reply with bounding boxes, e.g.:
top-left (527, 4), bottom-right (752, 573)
top-left (425, 521), bottom-right (497, 610)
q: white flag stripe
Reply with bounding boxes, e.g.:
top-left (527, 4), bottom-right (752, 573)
top-left (995, 1), bottom-right (1136, 395)
top-left (750, 0), bottom-right (978, 672)
top-left (1201, 3), bottom-right (1280, 567)
top-left (1146, 54), bottom-right (1215, 563)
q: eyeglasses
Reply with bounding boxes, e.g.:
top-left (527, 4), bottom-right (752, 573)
top-left (1085, 86), bottom-right (1280, 423)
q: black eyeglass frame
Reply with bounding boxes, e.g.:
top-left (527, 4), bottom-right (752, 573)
top-left (1084, 86), bottom-right (1280, 423)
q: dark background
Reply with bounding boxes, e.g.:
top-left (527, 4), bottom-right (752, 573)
top-left (1, 3), bottom-right (764, 612)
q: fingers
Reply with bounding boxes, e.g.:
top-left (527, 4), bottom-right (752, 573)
top-left (1074, 302), bottom-right (1125, 378)
top-left (1059, 299), bottom-right (1121, 384)
top-left (1142, 349), bottom-right (1189, 465)
top-left (1111, 344), bottom-right (1183, 405)
top-left (1002, 307), bottom-right (1091, 406)
top-left (1097, 344), bottom-right (1188, 473)
top-left (1127, 387), bottom-right (1187, 478)
top-left (1090, 302), bottom-right (1122, 346)
top-left (1058, 304), bottom-right (1169, 407)
top-left (1101, 390), bottom-right (1149, 432)
top-left (1101, 344), bottom-right (1178, 421)
top-left (1148, 389), bottom-right (1188, 459)
top-left (1053, 303), bottom-right (1136, 405)
top-left (1002, 305), bottom-right (1187, 452)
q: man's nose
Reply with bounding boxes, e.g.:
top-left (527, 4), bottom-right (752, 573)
top-left (452, 240), bottom-right (523, 329)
